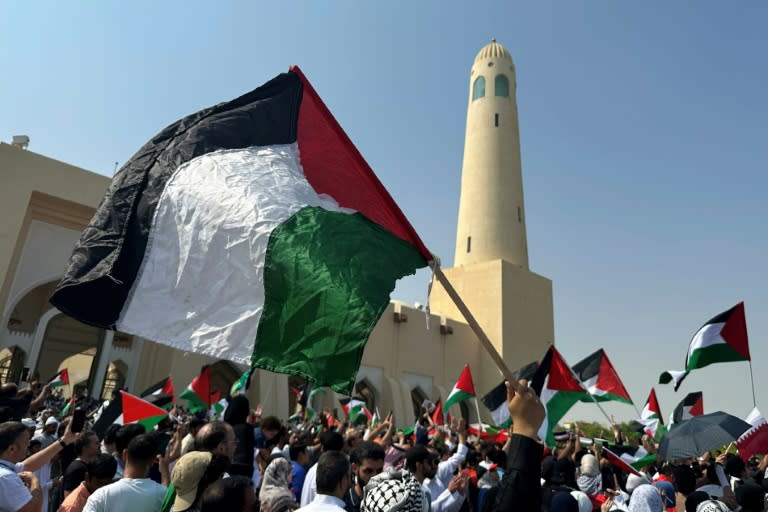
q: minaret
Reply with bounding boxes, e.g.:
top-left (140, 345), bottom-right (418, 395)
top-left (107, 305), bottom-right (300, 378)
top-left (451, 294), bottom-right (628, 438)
top-left (454, 39), bottom-right (528, 269)
top-left (430, 40), bottom-right (553, 397)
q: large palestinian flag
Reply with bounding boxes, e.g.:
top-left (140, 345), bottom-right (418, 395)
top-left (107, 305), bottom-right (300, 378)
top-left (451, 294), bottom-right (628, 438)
top-left (49, 67), bottom-right (430, 394)
top-left (660, 302), bottom-right (750, 390)
top-left (444, 365), bottom-right (476, 411)
top-left (671, 391), bottom-right (703, 424)
top-left (530, 347), bottom-right (588, 446)
top-left (572, 349), bottom-right (632, 404)
top-left (638, 388), bottom-right (665, 440)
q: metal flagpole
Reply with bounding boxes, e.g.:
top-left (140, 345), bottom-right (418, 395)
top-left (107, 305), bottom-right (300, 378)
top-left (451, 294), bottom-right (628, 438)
top-left (748, 360), bottom-right (757, 408)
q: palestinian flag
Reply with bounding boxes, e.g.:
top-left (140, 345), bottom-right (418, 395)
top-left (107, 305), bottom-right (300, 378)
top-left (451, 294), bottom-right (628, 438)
top-left (60, 398), bottom-right (75, 417)
top-left (92, 391), bottom-right (168, 436)
top-left (530, 346), bottom-right (588, 446)
top-left (211, 398), bottom-right (228, 420)
top-left (601, 446), bottom-right (645, 476)
top-left (735, 408), bottom-right (768, 462)
top-left (141, 376), bottom-right (175, 404)
top-left (180, 366), bottom-right (214, 413)
top-left (48, 369), bottom-right (69, 388)
top-left (481, 361), bottom-right (538, 429)
top-left (304, 386), bottom-right (324, 421)
top-left (431, 399), bottom-right (444, 426)
top-left (481, 382), bottom-right (511, 428)
top-left (660, 302), bottom-right (750, 390)
top-left (49, 66), bottom-right (431, 395)
top-left (340, 398), bottom-right (371, 424)
top-left (444, 365), bottom-right (476, 410)
top-left (572, 349), bottom-right (632, 404)
top-left (467, 423), bottom-right (509, 444)
top-left (638, 388), bottom-right (665, 440)
top-left (671, 391), bottom-right (703, 424)
top-left (230, 368), bottom-right (254, 397)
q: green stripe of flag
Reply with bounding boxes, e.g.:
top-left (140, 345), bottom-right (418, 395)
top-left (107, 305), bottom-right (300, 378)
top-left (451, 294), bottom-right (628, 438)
top-left (251, 207), bottom-right (425, 394)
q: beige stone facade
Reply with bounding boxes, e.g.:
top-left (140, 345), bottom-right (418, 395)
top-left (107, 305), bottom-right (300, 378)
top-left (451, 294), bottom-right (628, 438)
top-left (0, 40), bottom-right (553, 428)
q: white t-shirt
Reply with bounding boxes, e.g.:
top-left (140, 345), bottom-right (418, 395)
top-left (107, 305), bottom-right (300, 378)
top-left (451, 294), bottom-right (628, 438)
top-left (0, 459), bottom-right (32, 512)
top-left (83, 477), bottom-right (166, 512)
top-left (300, 462), bottom-right (318, 506)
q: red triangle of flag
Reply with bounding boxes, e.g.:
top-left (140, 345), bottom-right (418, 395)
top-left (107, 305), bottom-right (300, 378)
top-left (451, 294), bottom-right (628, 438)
top-left (455, 365), bottom-right (476, 395)
top-left (548, 348), bottom-right (586, 392)
top-left (432, 399), bottom-right (444, 426)
top-left (191, 366), bottom-right (212, 406)
top-left (720, 301), bottom-right (750, 360)
top-left (121, 391), bottom-right (168, 424)
top-left (647, 389), bottom-right (663, 422)
top-left (162, 377), bottom-right (175, 399)
top-left (689, 395), bottom-right (704, 417)
top-left (595, 350), bottom-right (632, 401)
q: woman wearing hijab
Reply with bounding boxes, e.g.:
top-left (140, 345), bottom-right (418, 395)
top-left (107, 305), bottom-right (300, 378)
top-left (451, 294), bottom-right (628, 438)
top-left (628, 484), bottom-right (663, 512)
top-left (259, 457), bottom-right (298, 512)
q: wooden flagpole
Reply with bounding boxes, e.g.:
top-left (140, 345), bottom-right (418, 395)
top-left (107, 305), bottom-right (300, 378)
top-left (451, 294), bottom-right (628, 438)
top-left (432, 266), bottom-right (515, 384)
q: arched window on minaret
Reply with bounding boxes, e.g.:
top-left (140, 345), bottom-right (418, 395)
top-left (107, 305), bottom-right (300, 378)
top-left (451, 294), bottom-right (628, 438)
top-left (472, 76), bottom-right (486, 100)
top-left (495, 74), bottom-right (509, 97)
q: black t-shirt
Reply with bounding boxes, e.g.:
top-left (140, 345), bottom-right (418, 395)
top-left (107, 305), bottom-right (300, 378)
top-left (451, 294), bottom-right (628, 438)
top-left (62, 459), bottom-right (88, 492)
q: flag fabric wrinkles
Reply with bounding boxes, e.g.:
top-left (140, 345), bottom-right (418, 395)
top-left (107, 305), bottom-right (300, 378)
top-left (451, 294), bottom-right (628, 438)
top-left (480, 360), bottom-right (538, 428)
top-left (735, 408), bottom-right (768, 462)
top-left (48, 369), bottom-right (69, 388)
top-left (638, 388), bottom-right (665, 440)
top-left (572, 349), bottom-right (632, 404)
top-left (92, 391), bottom-right (168, 436)
top-left (180, 366), bottom-right (215, 413)
top-left (530, 346), bottom-right (588, 446)
top-left (48, 66), bottom-right (430, 395)
top-left (444, 365), bottom-right (476, 411)
top-left (671, 392), bottom-right (704, 425)
top-left (660, 302), bottom-right (750, 390)
top-left (230, 368), bottom-right (254, 397)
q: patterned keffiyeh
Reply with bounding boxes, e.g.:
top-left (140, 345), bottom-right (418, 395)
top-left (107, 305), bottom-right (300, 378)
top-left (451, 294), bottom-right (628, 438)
top-left (361, 469), bottom-right (429, 512)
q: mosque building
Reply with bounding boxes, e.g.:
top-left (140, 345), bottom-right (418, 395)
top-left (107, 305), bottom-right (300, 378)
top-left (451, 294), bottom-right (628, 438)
top-left (0, 40), bottom-right (552, 427)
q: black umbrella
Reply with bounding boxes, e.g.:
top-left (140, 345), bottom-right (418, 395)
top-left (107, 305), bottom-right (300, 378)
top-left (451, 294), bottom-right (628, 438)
top-left (659, 411), bottom-right (751, 460)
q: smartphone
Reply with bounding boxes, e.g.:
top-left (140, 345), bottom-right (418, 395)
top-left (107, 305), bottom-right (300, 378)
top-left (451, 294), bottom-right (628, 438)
top-left (71, 408), bottom-right (86, 433)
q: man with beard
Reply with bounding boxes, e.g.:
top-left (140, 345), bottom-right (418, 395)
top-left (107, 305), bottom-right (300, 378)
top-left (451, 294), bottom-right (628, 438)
top-left (405, 445), bottom-right (467, 512)
top-left (344, 441), bottom-right (384, 512)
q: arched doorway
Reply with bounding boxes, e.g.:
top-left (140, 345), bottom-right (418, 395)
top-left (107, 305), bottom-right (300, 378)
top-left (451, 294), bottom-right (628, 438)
top-left (36, 314), bottom-right (105, 397)
top-left (5, 281), bottom-right (58, 335)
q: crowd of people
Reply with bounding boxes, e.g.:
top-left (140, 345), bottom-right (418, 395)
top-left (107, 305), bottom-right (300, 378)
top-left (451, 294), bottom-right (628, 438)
top-left (0, 378), bottom-right (765, 512)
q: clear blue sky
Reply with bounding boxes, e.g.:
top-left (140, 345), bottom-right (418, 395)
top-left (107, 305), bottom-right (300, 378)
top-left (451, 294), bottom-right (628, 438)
top-left (2, 1), bottom-right (766, 424)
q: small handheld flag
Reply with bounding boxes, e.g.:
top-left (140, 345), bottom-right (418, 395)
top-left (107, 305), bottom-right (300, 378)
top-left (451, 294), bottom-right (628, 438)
top-left (48, 369), bottom-right (69, 388)
top-left (444, 365), bottom-right (476, 411)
